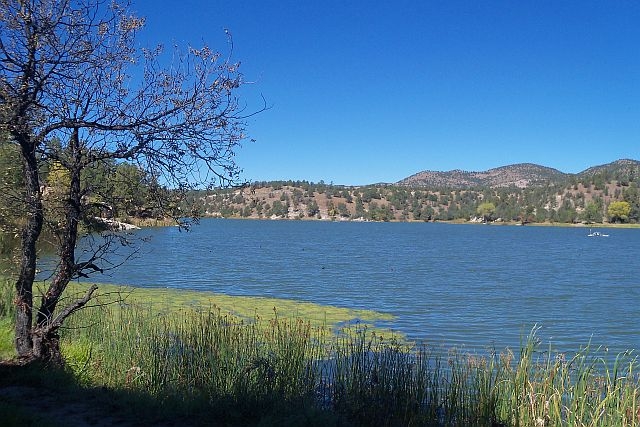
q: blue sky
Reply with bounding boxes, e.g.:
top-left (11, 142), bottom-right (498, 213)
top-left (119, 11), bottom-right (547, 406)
top-left (136, 1), bottom-right (639, 185)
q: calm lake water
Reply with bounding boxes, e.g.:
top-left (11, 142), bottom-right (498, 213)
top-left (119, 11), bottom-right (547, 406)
top-left (71, 219), bottom-right (640, 354)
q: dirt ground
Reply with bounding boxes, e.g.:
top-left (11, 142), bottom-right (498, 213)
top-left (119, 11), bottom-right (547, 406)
top-left (0, 384), bottom-right (138, 426)
top-left (0, 361), bottom-right (168, 427)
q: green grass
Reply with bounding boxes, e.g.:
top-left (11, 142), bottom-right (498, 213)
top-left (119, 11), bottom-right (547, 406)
top-left (0, 316), bottom-right (15, 360)
top-left (0, 276), bottom-right (15, 360)
top-left (2, 279), bottom-right (640, 426)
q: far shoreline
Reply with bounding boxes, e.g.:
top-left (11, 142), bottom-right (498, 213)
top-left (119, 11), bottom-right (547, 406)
top-left (143, 214), bottom-right (640, 229)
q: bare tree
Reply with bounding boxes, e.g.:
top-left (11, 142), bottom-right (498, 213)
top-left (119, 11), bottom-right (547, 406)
top-left (0, 0), bottom-right (257, 363)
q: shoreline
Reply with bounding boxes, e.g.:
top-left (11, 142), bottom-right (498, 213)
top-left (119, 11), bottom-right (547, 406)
top-left (186, 214), bottom-right (640, 229)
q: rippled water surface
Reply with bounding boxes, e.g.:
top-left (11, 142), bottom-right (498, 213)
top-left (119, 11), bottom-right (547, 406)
top-left (74, 219), bottom-right (640, 353)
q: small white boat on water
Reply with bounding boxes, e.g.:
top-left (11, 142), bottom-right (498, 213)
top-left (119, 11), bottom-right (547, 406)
top-left (588, 229), bottom-right (609, 237)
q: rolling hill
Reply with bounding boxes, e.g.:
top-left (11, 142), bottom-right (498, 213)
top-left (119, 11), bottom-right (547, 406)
top-left (196, 158), bottom-right (640, 224)
top-left (396, 159), bottom-right (640, 189)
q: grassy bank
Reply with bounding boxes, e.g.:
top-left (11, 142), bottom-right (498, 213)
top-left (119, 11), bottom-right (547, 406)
top-left (2, 279), bottom-right (640, 426)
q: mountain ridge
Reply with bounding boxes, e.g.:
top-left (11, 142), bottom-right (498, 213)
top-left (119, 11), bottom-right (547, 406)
top-left (397, 159), bottom-right (640, 189)
top-left (200, 158), bottom-right (640, 224)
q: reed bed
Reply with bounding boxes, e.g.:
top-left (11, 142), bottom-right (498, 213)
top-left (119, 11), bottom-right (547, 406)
top-left (0, 277), bottom-right (14, 319)
top-left (2, 278), bottom-right (639, 426)
top-left (60, 299), bottom-right (328, 423)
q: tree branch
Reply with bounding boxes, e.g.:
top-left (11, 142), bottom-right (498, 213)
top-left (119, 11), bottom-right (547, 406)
top-left (48, 284), bottom-right (98, 331)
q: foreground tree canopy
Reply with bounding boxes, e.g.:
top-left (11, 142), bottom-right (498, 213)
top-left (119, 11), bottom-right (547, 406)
top-left (0, 0), bottom-right (256, 362)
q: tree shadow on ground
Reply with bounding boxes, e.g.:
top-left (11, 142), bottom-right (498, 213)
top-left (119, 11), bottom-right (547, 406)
top-left (0, 360), bottom-right (346, 427)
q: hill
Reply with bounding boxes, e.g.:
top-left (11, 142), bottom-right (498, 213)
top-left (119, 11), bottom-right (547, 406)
top-left (398, 163), bottom-right (567, 189)
top-left (193, 159), bottom-right (640, 225)
top-left (397, 159), bottom-right (640, 189)
top-left (576, 159), bottom-right (640, 182)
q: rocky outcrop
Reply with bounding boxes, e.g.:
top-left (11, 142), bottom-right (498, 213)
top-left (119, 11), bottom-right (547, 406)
top-left (93, 218), bottom-right (140, 231)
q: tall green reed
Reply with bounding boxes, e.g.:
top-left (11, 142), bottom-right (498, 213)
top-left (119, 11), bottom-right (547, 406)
top-left (0, 276), bottom-right (14, 318)
top-left (61, 300), bottom-right (324, 421)
top-left (55, 298), bottom-right (640, 426)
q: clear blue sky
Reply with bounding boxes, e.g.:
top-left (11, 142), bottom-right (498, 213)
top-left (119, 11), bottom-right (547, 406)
top-left (135, 1), bottom-right (639, 185)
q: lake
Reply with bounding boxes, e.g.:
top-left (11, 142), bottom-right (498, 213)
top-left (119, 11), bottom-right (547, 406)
top-left (71, 219), bottom-right (640, 355)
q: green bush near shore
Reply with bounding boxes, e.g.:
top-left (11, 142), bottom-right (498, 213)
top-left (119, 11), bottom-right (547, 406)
top-left (1, 279), bottom-right (640, 426)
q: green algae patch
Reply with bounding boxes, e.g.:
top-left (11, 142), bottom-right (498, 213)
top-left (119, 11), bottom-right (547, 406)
top-left (65, 281), bottom-right (397, 337)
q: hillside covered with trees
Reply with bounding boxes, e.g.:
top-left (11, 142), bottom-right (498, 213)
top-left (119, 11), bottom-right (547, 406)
top-left (194, 159), bottom-right (640, 225)
top-left (3, 146), bottom-right (638, 231)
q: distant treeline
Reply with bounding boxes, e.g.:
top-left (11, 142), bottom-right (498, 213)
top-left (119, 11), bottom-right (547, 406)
top-left (4, 136), bottom-right (640, 228)
top-left (190, 172), bottom-right (640, 224)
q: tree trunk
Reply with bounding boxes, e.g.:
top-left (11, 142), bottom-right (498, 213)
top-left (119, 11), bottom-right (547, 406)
top-left (36, 128), bottom-right (84, 363)
top-left (31, 328), bottom-right (64, 365)
top-left (35, 284), bottom-right (98, 365)
top-left (37, 167), bottom-right (80, 324)
top-left (14, 140), bottom-right (43, 358)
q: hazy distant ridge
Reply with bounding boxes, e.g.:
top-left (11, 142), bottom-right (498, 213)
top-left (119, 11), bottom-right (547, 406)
top-left (397, 159), bottom-right (640, 189)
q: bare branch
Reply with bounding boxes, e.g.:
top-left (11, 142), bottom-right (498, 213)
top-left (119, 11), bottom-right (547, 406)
top-left (48, 284), bottom-right (98, 331)
top-left (1, 0), bottom-right (259, 360)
